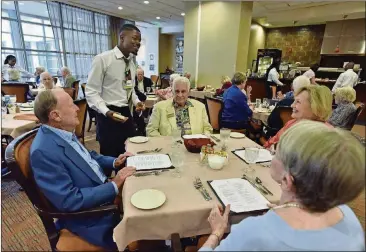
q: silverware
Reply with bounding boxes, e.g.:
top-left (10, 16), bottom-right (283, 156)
top-left (136, 148), bottom-right (162, 154)
top-left (193, 179), bottom-right (210, 201)
top-left (211, 135), bottom-right (221, 142)
top-left (255, 177), bottom-right (273, 196)
top-left (134, 170), bottom-right (167, 177)
top-left (195, 177), bottom-right (212, 200)
top-left (242, 174), bottom-right (268, 195)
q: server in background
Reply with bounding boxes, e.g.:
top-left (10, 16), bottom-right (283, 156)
top-left (266, 60), bottom-right (284, 99)
top-left (303, 63), bottom-right (320, 85)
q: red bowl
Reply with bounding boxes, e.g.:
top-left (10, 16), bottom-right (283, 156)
top-left (183, 138), bottom-right (215, 153)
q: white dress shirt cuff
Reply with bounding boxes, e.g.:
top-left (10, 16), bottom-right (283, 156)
top-left (111, 181), bottom-right (119, 195)
top-left (100, 105), bottom-right (110, 116)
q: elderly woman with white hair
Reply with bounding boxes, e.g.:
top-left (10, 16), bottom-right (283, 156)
top-left (155, 73), bottom-right (180, 100)
top-left (328, 86), bottom-right (357, 128)
top-left (147, 76), bottom-right (212, 136)
top-left (34, 66), bottom-right (45, 85)
top-left (60, 66), bottom-right (76, 88)
top-left (200, 121), bottom-right (365, 251)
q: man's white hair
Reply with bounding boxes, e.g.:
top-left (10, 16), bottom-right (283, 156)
top-left (137, 67), bottom-right (144, 74)
top-left (169, 73), bottom-right (180, 84)
top-left (60, 66), bottom-right (71, 74)
top-left (36, 66), bottom-right (45, 72)
top-left (292, 75), bottom-right (310, 93)
top-left (172, 77), bottom-right (190, 93)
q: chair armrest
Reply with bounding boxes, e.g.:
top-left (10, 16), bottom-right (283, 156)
top-left (35, 204), bottom-right (119, 219)
top-left (171, 233), bottom-right (183, 252)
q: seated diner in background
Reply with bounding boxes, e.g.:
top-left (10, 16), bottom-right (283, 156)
top-left (155, 73), bottom-right (180, 100)
top-left (34, 66), bottom-right (46, 86)
top-left (30, 89), bottom-right (136, 250)
top-left (1, 55), bottom-right (34, 81)
top-left (135, 67), bottom-right (153, 93)
top-left (147, 76), bottom-right (212, 136)
top-left (332, 62), bottom-right (359, 92)
top-left (184, 71), bottom-right (191, 81)
top-left (302, 63), bottom-right (319, 85)
top-left (38, 72), bottom-right (62, 92)
top-left (263, 85), bottom-right (333, 149)
top-left (60, 66), bottom-right (77, 88)
top-left (199, 120), bottom-right (365, 251)
top-left (328, 86), bottom-right (357, 128)
top-left (221, 72), bottom-right (253, 130)
top-left (215, 76), bottom-right (232, 96)
top-left (266, 60), bottom-right (284, 99)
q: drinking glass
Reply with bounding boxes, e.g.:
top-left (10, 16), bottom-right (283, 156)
top-left (151, 86), bottom-right (156, 93)
top-left (171, 128), bottom-right (181, 144)
top-left (170, 145), bottom-right (184, 177)
top-left (220, 128), bottom-right (231, 150)
top-left (243, 147), bottom-right (259, 174)
top-left (255, 98), bottom-right (261, 108)
top-left (1, 106), bottom-right (7, 119)
top-left (146, 87), bottom-right (151, 93)
top-left (263, 98), bottom-right (269, 108)
top-left (9, 95), bottom-right (16, 104)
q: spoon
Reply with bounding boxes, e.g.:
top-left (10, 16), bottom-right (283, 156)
top-left (255, 177), bottom-right (273, 195)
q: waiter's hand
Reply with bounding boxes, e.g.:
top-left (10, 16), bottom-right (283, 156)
top-left (114, 152), bottom-right (134, 168)
top-left (106, 110), bottom-right (129, 123)
top-left (135, 102), bottom-right (146, 112)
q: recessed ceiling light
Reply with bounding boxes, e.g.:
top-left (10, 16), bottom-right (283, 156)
top-left (143, 1), bottom-right (149, 4)
top-left (118, 6), bottom-right (123, 10)
top-left (156, 16), bottom-right (160, 20)
top-left (264, 23), bottom-right (270, 27)
top-left (181, 12), bottom-right (185, 16)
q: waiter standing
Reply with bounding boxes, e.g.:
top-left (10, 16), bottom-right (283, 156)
top-left (86, 24), bottom-right (144, 165)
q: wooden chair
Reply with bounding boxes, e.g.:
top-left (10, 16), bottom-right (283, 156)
top-left (205, 96), bottom-right (223, 132)
top-left (5, 129), bottom-right (119, 251)
top-left (344, 103), bottom-right (365, 130)
top-left (348, 190), bottom-right (365, 231)
top-left (74, 99), bottom-right (87, 144)
top-left (72, 80), bottom-right (80, 100)
top-left (150, 75), bottom-right (159, 86)
top-left (161, 78), bottom-right (170, 89)
top-left (81, 83), bottom-right (97, 132)
top-left (63, 87), bottom-right (75, 99)
top-left (1, 83), bottom-right (29, 103)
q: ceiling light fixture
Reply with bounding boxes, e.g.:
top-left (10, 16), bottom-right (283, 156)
top-left (264, 23), bottom-right (270, 27)
top-left (118, 6), bottom-right (123, 10)
top-left (181, 12), bottom-right (185, 16)
top-left (156, 16), bottom-right (160, 19)
top-left (144, 1), bottom-right (149, 4)
top-left (19, 2), bottom-right (24, 5)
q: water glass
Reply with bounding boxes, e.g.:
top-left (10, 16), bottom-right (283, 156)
top-left (220, 128), bottom-right (231, 149)
top-left (1, 106), bottom-right (7, 119)
top-left (146, 87), bottom-right (151, 93)
top-left (151, 86), bottom-right (156, 93)
top-left (244, 147), bottom-right (259, 164)
top-left (263, 98), bottom-right (269, 108)
top-left (9, 95), bottom-right (16, 104)
top-left (170, 145), bottom-right (184, 177)
top-left (171, 128), bottom-right (181, 144)
top-left (255, 99), bottom-right (261, 108)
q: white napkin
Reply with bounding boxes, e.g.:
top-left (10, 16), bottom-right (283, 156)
top-left (182, 134), bottom-right (208, 139)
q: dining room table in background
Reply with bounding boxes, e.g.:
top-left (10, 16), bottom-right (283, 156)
top-left (113, 135), bottom-right (280, 251)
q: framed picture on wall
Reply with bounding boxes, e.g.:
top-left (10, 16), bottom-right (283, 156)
top-left (149, 54), bottom-right (154, 61)
top-left (149, 64), bottom-right (155, 71)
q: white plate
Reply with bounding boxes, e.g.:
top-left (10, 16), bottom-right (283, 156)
top-left (129, 136), bottom-right (149, 143)
top-left (131, 189), bottom-right (166, 210)
top-left (230, 132), bottom-right (245, 139)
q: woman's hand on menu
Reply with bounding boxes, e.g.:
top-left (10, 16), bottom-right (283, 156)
top-left (208, 204), bottom-right (231, 239)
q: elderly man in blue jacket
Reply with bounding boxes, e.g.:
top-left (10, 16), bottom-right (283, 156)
top-left (30, 89), bottom-right (135, 250)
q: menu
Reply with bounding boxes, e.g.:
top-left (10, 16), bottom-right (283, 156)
top-left (233, 148), bottom-right (273, 164)
top-left (208, 178), bottom-right (270, 213)
top-left (127, 154), bottom-right (173, 171)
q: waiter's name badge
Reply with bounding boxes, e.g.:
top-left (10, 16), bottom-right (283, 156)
top-left (167, 113), bottom-right (174, 118)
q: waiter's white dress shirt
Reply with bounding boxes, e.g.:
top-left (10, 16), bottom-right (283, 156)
top-left (303, 69), bottom-right (315, 79)
top-left (332, 69), bottom-right (359, 92)
top-left (2, 64), bottom-right (34, 81)
top-left (267, 68), bottom-right (283, 86)
top-left (86, 46), bottom-right (140, 116)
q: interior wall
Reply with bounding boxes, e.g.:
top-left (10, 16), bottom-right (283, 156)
top-left (265, 25), bottom-right (325, 66)
top-left (158, 33), bottom-right (174, 73)
top-left (247, 23), bottom-right (266, 71)
top-left (136, 24), bottom-right (159, 77)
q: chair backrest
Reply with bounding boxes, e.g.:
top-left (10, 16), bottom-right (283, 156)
top-left (81, 83), bottom-right (86, 98)
top-left (150, 75), bottom-right (159, 85)
top-left (74, 99), bottom-right (87, 144)
top-left (1, 83), bottom-right (29, 103)
top-left (344, 103), bottom-right (365, 130)
top-left (63, 87), bottom-right (75, 99)
top-left (72, 80), bottom-right (80, 100)
top-left (53, 77), bottom-right (58, 85)
top-left (278, 106), bottom-right (293, 126)
top-left (161, 78), bottom-right (170, 89)
top-left (205, 96), bottom-right (223, 131)
top-left (348, 190), bottom-right (365, 231)
top-left (5, 129), bottom-right (59, 249)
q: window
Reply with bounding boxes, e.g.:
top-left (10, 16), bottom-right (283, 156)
top-left (1, 1), bottom-right (111, 83)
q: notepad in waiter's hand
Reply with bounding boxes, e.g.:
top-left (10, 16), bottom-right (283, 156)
top-left (127, 154), bottom-right (172, 171)
top-left (208, 178), bottom-right (270, 213)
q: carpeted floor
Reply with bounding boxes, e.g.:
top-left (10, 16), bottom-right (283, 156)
top-left (1, 123), bottom-right (365, 251)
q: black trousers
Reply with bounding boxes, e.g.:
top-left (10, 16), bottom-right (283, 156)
top-left (96, 105), bottom-right (137, 163)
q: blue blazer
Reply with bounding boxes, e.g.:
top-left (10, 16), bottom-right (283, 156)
top-left (30, 126), bottom-right (119, 249)
top-left (222, 85), bottom-right (253, 122)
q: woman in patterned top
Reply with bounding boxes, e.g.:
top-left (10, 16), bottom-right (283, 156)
top-left (328, 86), bottom-right (357, 128)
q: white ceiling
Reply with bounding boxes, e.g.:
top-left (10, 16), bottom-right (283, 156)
top-left (59, 0), bottom-right (365, 28)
